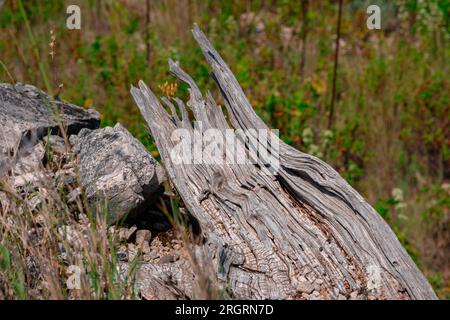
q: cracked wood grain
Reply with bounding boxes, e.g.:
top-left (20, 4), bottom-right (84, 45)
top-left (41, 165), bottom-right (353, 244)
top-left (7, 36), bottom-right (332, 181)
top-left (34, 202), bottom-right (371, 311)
top-left (131, 24), bottom-right (437, 300)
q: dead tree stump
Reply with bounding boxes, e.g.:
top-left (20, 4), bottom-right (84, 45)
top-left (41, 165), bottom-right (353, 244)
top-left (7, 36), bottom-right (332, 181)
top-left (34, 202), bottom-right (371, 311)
top-left (130, 24), bottom-right (437, 300)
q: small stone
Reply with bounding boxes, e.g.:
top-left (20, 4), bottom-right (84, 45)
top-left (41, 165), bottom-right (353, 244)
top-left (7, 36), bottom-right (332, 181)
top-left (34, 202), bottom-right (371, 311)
top-left (159, 254), bottom-right (179, 264)
top-left (350, 291), bottom-right (358, 299)
top-left (135, 229), bottom-right (151, 245)
top-left (126, 225), bottom-right (137, 240)
top-left (118, 228), bottom-right (128, 242)
top-left (117, 252), bottom-right (128, 262)
top-left (338, 294), bottom-right (347, 300)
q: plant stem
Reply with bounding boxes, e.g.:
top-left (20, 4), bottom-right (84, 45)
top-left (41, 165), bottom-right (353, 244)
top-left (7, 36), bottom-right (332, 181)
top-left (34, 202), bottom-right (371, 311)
top-left (146, 0), bottom-right (151, 68)
top-left (328, 0), bottom-right (343, 129)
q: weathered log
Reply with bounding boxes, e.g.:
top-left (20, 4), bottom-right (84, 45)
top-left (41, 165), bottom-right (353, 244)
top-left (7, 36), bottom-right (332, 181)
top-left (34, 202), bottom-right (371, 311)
top-left (131, 24), bottom-right (437, 300)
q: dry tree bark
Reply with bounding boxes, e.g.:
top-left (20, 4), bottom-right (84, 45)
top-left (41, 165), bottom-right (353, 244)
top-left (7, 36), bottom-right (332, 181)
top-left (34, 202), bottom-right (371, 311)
top-left (130, 24), bottom-right (437, 300)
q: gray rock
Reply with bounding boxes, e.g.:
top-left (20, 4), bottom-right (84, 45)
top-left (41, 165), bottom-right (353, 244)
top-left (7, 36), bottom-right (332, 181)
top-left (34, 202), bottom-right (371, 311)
top-left (126, 225), bottom-right (138, 240)
top-left (71, 124), bottom-right (166, 224)
top-left (0, 83), bottom-right (100, 175)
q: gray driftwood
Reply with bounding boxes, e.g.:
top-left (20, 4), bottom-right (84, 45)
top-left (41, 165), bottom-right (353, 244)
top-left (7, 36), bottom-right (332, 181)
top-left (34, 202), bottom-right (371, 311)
top-left (131, 24), bottom-right (437, 300)
top-left (71, 124), bottom-right (166, 224)
top-left (0, 83), bottom-right (100, 175)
